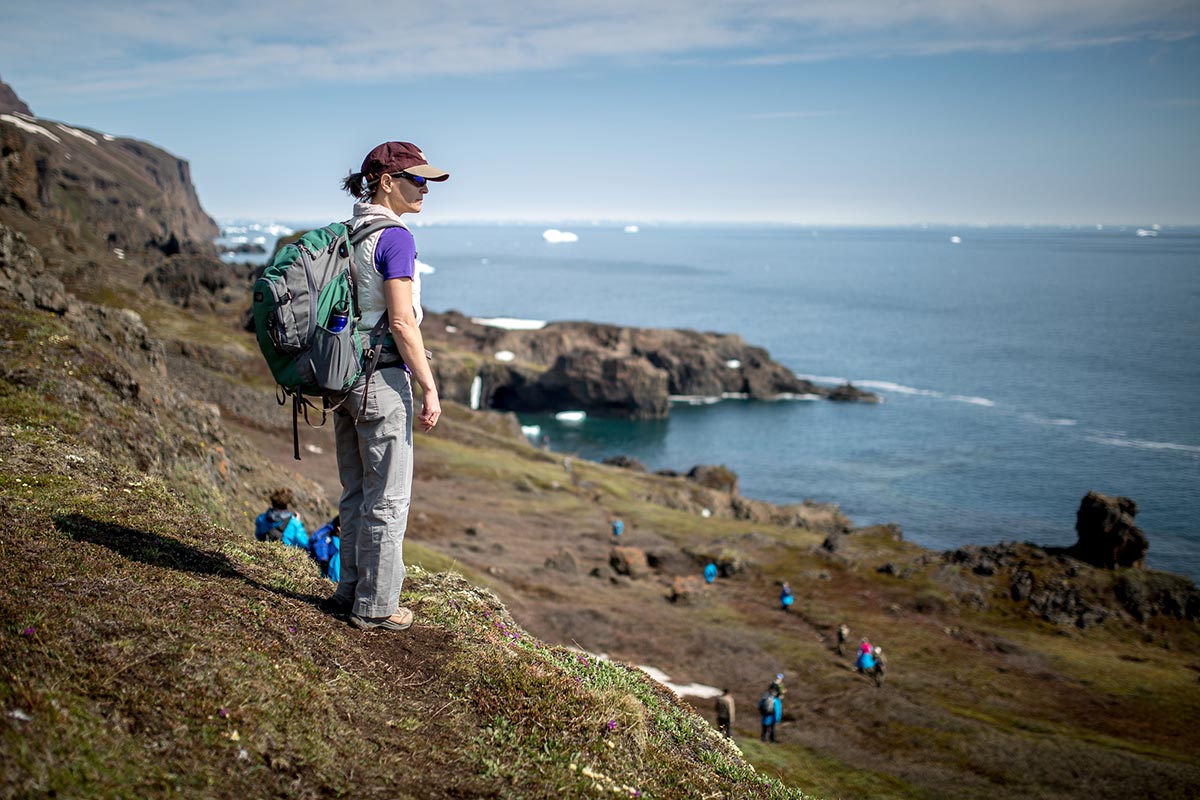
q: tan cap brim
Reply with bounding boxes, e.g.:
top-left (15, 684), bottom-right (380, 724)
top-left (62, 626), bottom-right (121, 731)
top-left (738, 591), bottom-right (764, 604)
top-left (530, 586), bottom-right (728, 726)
top-left (406, 164), bottom-right (450, 181)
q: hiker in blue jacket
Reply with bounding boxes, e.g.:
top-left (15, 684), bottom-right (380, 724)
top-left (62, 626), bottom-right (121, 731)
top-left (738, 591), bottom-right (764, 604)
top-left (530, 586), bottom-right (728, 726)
top-left (704, 562), bottom-right (718, 584)
top-left (254, 488), bottom-right (308, 549)
top-left (759, 687), bottom-right (782, 743)
top-left (779, 581), bottom-right (794, 612)
top-left (308, 516), bottom-right (341, 582)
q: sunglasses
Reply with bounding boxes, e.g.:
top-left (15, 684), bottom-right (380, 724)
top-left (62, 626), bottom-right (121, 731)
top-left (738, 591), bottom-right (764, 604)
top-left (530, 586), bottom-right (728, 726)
top-left (389, 171), bottom-right (428, 187)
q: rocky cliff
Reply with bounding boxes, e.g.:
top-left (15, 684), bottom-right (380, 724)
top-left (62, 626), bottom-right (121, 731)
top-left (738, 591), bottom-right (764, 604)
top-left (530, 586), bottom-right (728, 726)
top-left (0, 78), bottom-right (219, 289)
top-left (422, 310), bottom-right (878, 419)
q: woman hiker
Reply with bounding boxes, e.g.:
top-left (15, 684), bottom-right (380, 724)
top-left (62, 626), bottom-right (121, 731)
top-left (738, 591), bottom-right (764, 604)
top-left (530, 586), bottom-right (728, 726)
top-left (321, 141), bottom-right (447, 632)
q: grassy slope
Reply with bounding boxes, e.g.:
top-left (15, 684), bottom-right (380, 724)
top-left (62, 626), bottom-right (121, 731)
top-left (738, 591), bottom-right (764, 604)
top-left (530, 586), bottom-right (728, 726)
top-left (2, 278), bottom-right (1199, 799)
top-left (0, 302), bottom-right (813, 798)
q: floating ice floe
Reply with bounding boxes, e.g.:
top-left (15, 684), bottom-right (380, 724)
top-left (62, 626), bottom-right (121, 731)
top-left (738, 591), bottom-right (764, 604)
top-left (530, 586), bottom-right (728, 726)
top-left (1, 114), bottom-right (61, 143)
top-left (472, 317), bottom-right (547, 331)
top-left (520, 424), bottom-right (541, 439)
top-left (542, 228), bottom-right (579, 244)
top-left (669, 395), bottom-right (723, 405)
top-left (949, 236), bottom-right (962, 244)
top-left (624, 225), bottom-right (640, 233)
top-left (494, 350), bottom-right (515, 363)
top-left (725, 359), bottom-right (741, 369)
top-left (1136, 228), bottom-right (1158, 237)
top-left (555, 411), bottom-right (587, 423)
top-left (773, 392), bottom-right (822, 401)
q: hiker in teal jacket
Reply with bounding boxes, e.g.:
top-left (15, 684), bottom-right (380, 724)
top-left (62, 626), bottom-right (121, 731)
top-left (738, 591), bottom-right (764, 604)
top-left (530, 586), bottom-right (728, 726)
top-left (759, 688), bottom-right (782, 743)
top-left (254, 488), bottom-right (309, 549)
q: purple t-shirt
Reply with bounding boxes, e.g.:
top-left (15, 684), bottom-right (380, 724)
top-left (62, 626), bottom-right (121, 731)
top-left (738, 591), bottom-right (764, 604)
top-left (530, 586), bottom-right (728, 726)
top-left (373, 227), bottom-right (416, 281)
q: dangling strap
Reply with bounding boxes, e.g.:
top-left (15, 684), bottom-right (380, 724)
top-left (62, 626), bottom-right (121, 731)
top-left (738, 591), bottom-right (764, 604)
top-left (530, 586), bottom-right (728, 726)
top-left (358, 313), bottom-right (394, 418)
top-left (292, 394), bottom-right (302, 461)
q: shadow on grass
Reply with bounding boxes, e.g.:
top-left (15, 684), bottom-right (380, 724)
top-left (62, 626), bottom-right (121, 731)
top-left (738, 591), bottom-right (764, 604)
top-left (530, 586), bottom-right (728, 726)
top-left (55, 513), bottom-right (322, 605)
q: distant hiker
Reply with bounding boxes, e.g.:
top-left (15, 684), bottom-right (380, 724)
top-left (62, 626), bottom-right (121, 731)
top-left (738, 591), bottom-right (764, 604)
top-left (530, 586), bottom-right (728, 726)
top-left (611, 517), bottom-right (624, 540)
top-left (855, 646), bottom-right (876, 675)
top-left (859, 637), bottom-right (872, 656)
top-left (323, 141), bottom-right (448, 632)
top-left (540, 434), bottom-right (550, 450)
top-left (779, 581), bottom-right (794, 612)
top-left (715, 688), bottom-right (735, 738)
top-left (704, 562), bottom-right (718, 584)
top-left (769, 672), bottom-right (788, 699)
top-left (836, 623), bottom-right (850, 656)
top-left (872, 646), bottom-right (886, 688)
top-left (759, 687), bottom-right (782, 743)
top-left (308, 516), bottom-right (341, 583)
top-left (254, 488), bottom-right (308, 549)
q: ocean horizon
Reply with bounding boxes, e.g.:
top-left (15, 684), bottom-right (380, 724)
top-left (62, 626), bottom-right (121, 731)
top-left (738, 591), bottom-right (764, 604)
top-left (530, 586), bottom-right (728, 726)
top-left (220, 221), bottom-right (1200, 580)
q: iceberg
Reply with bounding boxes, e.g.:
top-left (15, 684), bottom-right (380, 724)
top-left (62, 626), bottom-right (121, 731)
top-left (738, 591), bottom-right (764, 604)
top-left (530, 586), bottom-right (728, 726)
top-left (472, 317), bottom-right (547, 331)
top-left (624, 225), bottom-right (640, 233)
top-left (555, 411), bottom-right (586, 423)
top-left (542, 228), bottom-right (579, 244)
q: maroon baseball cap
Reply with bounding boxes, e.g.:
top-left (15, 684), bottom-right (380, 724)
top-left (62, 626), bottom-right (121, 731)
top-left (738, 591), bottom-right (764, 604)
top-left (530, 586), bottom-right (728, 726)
top-left (360, 141), bottom-right (449, 182)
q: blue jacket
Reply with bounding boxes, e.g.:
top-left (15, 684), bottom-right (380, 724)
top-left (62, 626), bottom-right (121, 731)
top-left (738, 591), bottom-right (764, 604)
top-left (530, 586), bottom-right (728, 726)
top-left (308, 524), bottom-right (341, 582)
top-left (856, 651), bottom-right (876, 671)
top-left (704, 563), bottom-right (718, 583)
top-left (327, 551), bottom-right (340, 583)
top-left (780, 587), bottom-right (794, 607)
top-left (255, 509), bottom-right (308, 548)
top-left (762, 696), bottom-right (782, 726)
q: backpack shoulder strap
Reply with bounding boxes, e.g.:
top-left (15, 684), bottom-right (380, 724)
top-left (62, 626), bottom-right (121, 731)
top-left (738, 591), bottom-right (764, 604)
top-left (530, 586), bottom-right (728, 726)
top-left (347, 218), bottom-right (406, 247)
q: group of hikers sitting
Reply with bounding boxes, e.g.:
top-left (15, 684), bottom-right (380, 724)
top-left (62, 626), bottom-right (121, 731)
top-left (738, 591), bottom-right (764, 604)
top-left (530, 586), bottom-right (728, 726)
top-left (253, 488), bottom-right (341, 583)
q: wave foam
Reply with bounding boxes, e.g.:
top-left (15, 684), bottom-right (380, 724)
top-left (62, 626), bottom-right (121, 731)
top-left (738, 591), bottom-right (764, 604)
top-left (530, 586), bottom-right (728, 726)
top-left (1086, 435), bottom-right (1200, 454)
top-left (795, 372), bottom-right (849, 385)
top-left (948, 395), bottom-right (996, 407)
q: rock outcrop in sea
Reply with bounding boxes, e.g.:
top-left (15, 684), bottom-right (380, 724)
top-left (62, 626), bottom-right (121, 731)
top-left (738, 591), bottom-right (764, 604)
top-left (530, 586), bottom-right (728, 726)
top-left (422, 310), bottom-right (878, 419)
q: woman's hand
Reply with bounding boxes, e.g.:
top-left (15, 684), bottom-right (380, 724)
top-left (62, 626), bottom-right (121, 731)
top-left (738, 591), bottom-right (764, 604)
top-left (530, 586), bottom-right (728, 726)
top-left (419, 388), bottom-right (441, 432)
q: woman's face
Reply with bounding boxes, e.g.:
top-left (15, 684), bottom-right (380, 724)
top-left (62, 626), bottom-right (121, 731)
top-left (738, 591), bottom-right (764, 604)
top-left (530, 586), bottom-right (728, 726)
top-left (377, 172), bottom-right (428, 214)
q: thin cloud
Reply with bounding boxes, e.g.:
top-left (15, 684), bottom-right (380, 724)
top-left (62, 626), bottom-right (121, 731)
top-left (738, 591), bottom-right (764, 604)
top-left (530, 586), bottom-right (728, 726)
top-left (2, 0), bottom-right (1198, 99)
top-left (744, 110), bottom-right (843, 120)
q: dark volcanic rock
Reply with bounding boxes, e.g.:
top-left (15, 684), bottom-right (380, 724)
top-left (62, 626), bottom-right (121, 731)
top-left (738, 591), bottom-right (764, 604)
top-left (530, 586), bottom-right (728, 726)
top-left (491, 350), bottom-right (669, 419)
top-left (422, 310), bottom-right (878, 418)
top-left (827, 382), bottom-right (882, 403)
top-left (0, 224), bottom-right (73, 314)
top-left (687, 464), bottom-right (739, 494)
top-left (1071, 491), bottom-right (1148, 569)
top-left (603, 455), bottom-right (647, 472)
top-left (1114, 571), bottom-right (1200, 622)
top-left (0, 97), bottom-right (219, 271)
top-left (0, 77), bottom-right (32, 116)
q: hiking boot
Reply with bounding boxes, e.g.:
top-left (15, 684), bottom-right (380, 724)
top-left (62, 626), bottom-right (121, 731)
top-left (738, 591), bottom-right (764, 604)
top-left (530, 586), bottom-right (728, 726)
top-left (318, 593), bottom-right (353, 615)
top-left (351, 607), bottom-right (414, 632)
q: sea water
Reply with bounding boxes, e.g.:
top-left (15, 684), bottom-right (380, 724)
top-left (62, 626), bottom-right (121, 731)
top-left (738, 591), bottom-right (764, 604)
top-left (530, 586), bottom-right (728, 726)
top-left (230, 222), bottom-right (1200, 578)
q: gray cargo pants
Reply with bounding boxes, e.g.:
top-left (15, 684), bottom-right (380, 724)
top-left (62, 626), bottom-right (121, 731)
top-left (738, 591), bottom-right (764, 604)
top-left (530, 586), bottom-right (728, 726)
top-left (332, 366), bottom-right (414, 618)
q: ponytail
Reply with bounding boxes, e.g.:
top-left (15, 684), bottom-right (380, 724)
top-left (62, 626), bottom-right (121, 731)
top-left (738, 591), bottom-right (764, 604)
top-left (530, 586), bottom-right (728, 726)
top-left (341, 171), bottom-right (374, 200)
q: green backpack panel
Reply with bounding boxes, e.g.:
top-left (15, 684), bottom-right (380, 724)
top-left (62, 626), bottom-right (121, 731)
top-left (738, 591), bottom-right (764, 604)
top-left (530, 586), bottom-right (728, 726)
top-left (251, 219), bottom-right (400, 457)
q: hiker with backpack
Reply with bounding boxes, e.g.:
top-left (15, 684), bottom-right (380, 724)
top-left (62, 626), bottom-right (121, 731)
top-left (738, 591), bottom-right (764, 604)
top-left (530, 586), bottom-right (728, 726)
top-left (779, 581), bottom-right (794, 612)
top-left (308, 516), bottom-right (341, 583)
top-left (714, 688), bottom-right (735, 738)
top-left (871, 646), bottom-right (886, 688)
top-left (759, 686), bottom-right (782, 743)
top-left (315, 141), bottom-right (448, 633)
top-left (254, 488), bottom-right (308, 549)
top-left (836, 622), bottom-right (850, 656)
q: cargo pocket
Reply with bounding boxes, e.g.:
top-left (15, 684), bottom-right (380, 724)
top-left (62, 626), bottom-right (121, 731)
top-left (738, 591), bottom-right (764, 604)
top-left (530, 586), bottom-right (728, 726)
top-left (264, 279), bottom-right (302, 354)
top-left (308, 325), bottom-right (359, 393)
